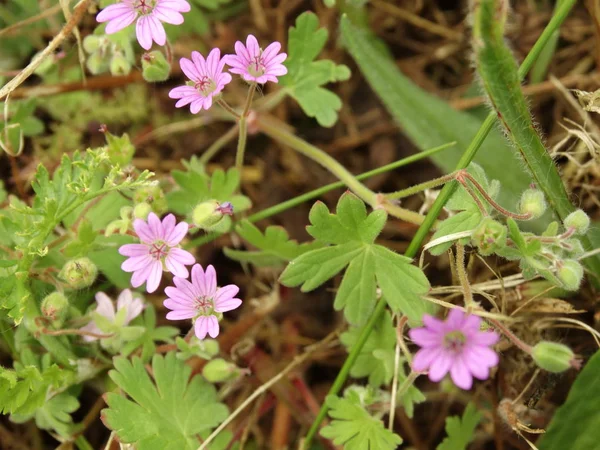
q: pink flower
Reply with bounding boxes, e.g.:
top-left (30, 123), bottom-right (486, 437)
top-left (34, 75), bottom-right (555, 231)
top-left (80, 290), bottom-right (144, 341)
top-left (408, 309), bottom-right (499, 390)
top-left (164, 264), bottom-right (242, 339)
top-left (119, 213), bottom-right (195, 293)
top-left (96, 0), bottom-right (191, 50)
top-left (223, 35), bottom-right (288, 84)
top-left (168, 49), bottom-right (232, 113)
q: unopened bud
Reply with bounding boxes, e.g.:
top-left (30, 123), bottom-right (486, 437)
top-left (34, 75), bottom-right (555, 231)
top-left (133, 185), bottom-right (167, 215)
top-left (556, 259), bottom-right (584, 291)
top-left (519, 189), bottom-right (546, 219)
top-left (83, 35), bottom-right (102, 54)
top-left (105, 206), bottom-right (133, 236)
top-left (192, 200), bottom-right (233, 230)
top-left (532, 341), bottom-right (575, 373)
top-left (102, 129), bottom-right (135, 166)
top-left (133, 202), bottom-right (152, 220)
top-left (202, 358), bottom-right (240, 383)
top-left (110, 52), bottom-right (132, 76)
top-left (564, 209), bottom-right (590, 235)
top-left (41, 292), bottom-right (69, 323)
top-left (86, 51), bottom-right (109, 75)
top-left (141, 51), bottom-right (170, 82)
top-left (59, 257), bottom-right (98, 290)
top-left (471, 218), bottom-right (507, 256)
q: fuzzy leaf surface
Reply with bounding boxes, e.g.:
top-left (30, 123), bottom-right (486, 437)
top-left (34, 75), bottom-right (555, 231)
top-left (437, 403), bottom-right (482, 450)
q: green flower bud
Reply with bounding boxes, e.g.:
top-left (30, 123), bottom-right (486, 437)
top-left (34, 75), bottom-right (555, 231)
top-left (471, 218), bottom-right (507, 256)
top-left (133, 202), bottom-right (152, 220)
top-left (103, 130), bottom-right (135, 166)
top-left (105, 206), bottom-right (133, 236)
top-left (192, 200), bottom-right (233, 230)
top-left (564, 209), bottom-right (590, 235)
top-left (202, 358), bottom-right (240, 383)
top-left (141, 51), bottom-right (170, 82)
top-left (556, 259), bottom-right (584, 291)
top-left (519, 189), bottom-right (546, 219)
top-left (86, 51), bottom-right (109, 75)
top-left (110, 52), bottom-right (132, 76)
top-left (532, 341), bottom-right (575, 373)
top-left (41, 292), bottom-right (69, 324)
top-left (133, 185), bottom-right (167, 215)
top-left (83, 35), bottom-right (102, 54)
top-left (59, 257), bottom-right (98, 290)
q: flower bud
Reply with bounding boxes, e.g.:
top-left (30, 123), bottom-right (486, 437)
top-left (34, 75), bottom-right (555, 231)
top-left (110, 52), bottom-right (132, 76)
top-left (519, 189), bottom-right (546, 219)
top-left (83, 35), bottom-right (102, 54)
top-left (141, 51), bottom-right (170, 82)
top-left (192, 200), bottom-right (233, 230)
top-left (202, 358), bottom-right (240, 383)
top-left (563, 209), bottom-right (590, 235)
top-left (471, 218), bottom-right (507, 256)
top-left (133, 202), bottom-right (152, 220)
top-left (105, 206), bottom-right (133, 236)
top-left (556, 259), bottom-right (584, 291)
top-left (133, 185), bottom-right (167, 215)
top-left (102, 129), bottom-right (135, 166)
top-left (59, 257), bottom-right (98, 290)
top-left (532, 341), bottom-right (575, 373)
top-left (86, 51), bottom-right (109, 75)
top-left (41, 292), bottom-right (69, 324)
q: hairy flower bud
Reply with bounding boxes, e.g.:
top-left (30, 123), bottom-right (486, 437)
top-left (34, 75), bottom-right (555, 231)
top-left (110, 51), bottom-right (132, 76)
top-left (41, 292), bottom-right (69, 324)
top-left (556, 259), bottom-right (584, 291)
top-left (141, 51), bottom-right (170, 82)
top-left (103, 130), bottom-right (135, 166)
top-left (202, 358), bottom-right (240, 383)
top-left (563, 209), bottom-right (590, 235)
top-left (86, 51), bottom-right (109, 75)
top-left (471, 218), bottom-right (507, 256)
top-left (192, 200), bottom-right (234, 230)
top-left (83, 35), bottom-right (102, 54)
top-left (59, 258), bottom-right (98, 290)
top-left (518, 189), bottom-right (546, 219)
top-left (133, 202), bottom-right (152, 220)
top-left (532, 341), bottom-right (575, 373)
top-left (133, 185), bottom-right (167, 215)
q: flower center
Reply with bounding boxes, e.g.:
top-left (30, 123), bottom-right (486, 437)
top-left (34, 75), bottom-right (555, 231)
top-left (194, 295), bottom-right (214, 315)
top-left (134, 0), bottom-right (155, 15)
top-left (194, 76), bottom-right (216, 97)
top-left (149, 241), bottom-right (168, 260)
top-left (247, 54), bottom-right (266, 78)
top-left (444, 331), bottom-right (466, 352)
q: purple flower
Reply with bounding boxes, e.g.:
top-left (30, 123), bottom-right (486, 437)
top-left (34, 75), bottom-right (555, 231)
top-left (164, 264), bottom-right (242, 339)
top-left (80, 289), bottom-right (144, 341)
top-left (96, 0), bottom-right (191, 50)
top-left (168, 49), bottom-right (232, 113)
top-left (119, 213), bottom-right (195, 293)
top-left (223, 35), bottom-right (288, 84)
top-left (408, 309), bottom-right (500, 390)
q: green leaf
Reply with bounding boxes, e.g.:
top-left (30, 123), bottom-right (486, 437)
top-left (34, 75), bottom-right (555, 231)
top-left (280, 192), bottom-right (431, 324)
top-left (340, 310), bottom-right (395, 387)
top-left (103, 352), bottom-right (228, 450)
top-left (321, 390), bottom-right (402, 450)
top-left (437, 403), bottom-right (482, 450)
top-left (538, 350), bottom-right (600, 450)
top-left (12, 391), bottom-right (80, 438)
top-left (120, 307), bottom-right (179, 362)
top-left (224, 220), bottom-right (322, 268)
top-left (339, 15), bottom-right (531, 211)
top-left (281, 12), bottom-right (351, 127)
top-left (472, 0), bottom-right (600, 276)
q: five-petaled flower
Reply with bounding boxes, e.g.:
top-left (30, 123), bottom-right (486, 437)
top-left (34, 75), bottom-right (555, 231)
top-left (96, 0), bottom-right (191, 50)
top-left (169, 49), bottom-right (232, 113)
top-left (164, 264), bottom-right (242, 339)
top-left (119, 213), bottom-right (195, 293)
top-left (80, 289), bottom-right (144, 341)
top-left (409, 309), bottom-right (499, 390)
top-left (224, 35), bottom-right (288, 84)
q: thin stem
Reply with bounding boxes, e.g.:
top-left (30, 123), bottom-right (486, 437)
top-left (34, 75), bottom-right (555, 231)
top-left (302, 2), bottom-right (578, 445)
top-left (235, 118), bottom-right (248, 175)
top-left (199, 124), bottom-right (239, 165)
top-left (487, 318), bottom-right (533, 354)
top-left (216, 98), bottom-right (241, 119)
top-left (455, 243), bottom-right (474, 310)
top-left (456, 176), bottom-right (488, 215)
top-left (388, 316), bottom-right (409, 430)
top-left (386, 172), bottom-right (457, 200)
top-left (242, 82), bottom-right (257, 117)
top-left (396, 371), bottom-right (421, 400)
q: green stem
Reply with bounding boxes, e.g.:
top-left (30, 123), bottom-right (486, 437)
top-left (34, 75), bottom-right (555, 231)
top-left (185, 142), bottom-right (455, 249)
top-left (235, 118), bottom-right (247, 175)
top-left (386, 172), bottom-right (456, 200)
top-left (303, 1), bottom-right (578, 446)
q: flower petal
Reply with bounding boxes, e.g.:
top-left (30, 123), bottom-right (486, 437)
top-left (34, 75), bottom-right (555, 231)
top-left (206, 315), bottom-right (219, 338)
top-left (213, 285), bottom-right (241, 312)
top-left (165, 221), bottom-right (188, 246)
top-left (119, 243), bottom-right (150, 257)
top-left (146, 14), bottom-right (166, 46)
top-left (165, 286), bottom-right (194, 305)
top-left (194, 316), bottom-right (209, 339)
top-left (445, 308), bottom-right (466, 330)
top-left (145, 260), bottom-right (163, 293)
top-left (166, 308), bottom-right (196, 320)
top-left (204, 265), bottom-right (217, 296)
top-left (97, 3), bottom-right (135, 22)
top-left (450, 356), bottom-right (473, 390)
top-left (246, 34), bottom-right (260, 58)
top-left (428, 351), bottom-right (453, 382)
top-left (412, 347), bottom-right (441, 372)
top-left (133, 218), bottom-right (154, 243)
top-left (125, 297), bottom-right (145, 324)
top-left (121, 254), bottom-right (152, 272)
top-left (136, 15), bottom-right (153, 50)
top-left (94, 292), bottom-right (116, 321)
top-left (409, 328), bottom-right (442, 348)
top-left (116, 289), bottom-right (133, 311)
top-left (165, 254), bottom-right (189, 277)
